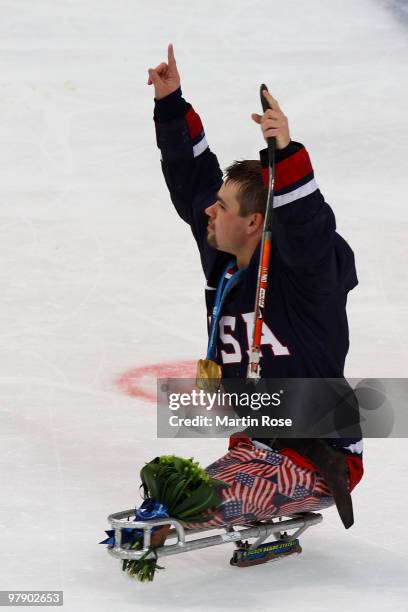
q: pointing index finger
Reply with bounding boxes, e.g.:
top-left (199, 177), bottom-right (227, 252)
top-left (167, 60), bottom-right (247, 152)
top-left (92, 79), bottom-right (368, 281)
top-left (168, 43), bottom-right (177, 67)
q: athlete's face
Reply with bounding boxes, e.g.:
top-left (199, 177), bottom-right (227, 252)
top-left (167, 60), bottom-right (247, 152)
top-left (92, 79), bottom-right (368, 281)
top-left (205, 181), bottom-right (249, 254)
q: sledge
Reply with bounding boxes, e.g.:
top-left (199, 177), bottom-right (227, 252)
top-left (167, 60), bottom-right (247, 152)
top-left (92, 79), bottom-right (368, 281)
top-left (106, 509), bottom-right (322, 568)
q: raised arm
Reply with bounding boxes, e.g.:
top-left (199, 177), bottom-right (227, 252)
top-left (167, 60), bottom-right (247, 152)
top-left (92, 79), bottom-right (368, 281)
top-left (148, 45), bottom-right (224, 273)
top-left (252, 90), bottom-right (356, 293)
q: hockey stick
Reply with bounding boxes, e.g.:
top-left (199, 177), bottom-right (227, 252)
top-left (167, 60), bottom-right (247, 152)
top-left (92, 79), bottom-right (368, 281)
top-left (247, 84), bottom-right (276, 381)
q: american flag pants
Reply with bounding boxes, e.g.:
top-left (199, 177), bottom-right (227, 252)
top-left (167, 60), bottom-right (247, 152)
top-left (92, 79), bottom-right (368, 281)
top-left (182, 439), bottom-right (334, 529)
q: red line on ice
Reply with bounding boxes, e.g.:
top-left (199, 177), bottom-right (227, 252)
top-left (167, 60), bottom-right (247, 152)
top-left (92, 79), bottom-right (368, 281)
top-left (116, 360), bottom-right (196, 403)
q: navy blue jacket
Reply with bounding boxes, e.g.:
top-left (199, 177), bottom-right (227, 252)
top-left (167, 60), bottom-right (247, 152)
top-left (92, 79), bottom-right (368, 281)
top-left (155, 89), bottom-right (358, 379)
top-left (154, 88), bottom-right (363, 475)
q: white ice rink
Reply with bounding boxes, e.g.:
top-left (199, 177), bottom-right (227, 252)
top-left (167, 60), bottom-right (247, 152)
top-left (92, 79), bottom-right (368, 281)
top-left (1, 0), bottom-right (408, 610)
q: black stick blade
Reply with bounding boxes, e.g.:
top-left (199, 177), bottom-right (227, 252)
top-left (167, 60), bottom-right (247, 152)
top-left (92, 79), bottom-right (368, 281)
top-left (260, 83), bottom-right (271, 112)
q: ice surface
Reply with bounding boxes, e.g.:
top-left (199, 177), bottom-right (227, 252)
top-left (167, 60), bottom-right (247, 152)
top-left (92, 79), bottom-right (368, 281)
top-left (0, 0), bottom-right (407, 610)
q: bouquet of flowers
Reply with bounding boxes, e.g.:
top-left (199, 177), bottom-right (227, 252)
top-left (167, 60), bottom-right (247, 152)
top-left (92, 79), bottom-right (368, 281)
top-left (102, 455), bottom-right (229, 582)
top-left (140, 454), bottom-right (228, 523)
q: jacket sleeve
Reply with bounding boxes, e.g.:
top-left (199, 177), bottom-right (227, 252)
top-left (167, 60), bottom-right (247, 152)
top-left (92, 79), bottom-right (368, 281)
top-left (154, 88), bottom-right (225, 279)
top-left (260, 143), bottom-right (357, 294)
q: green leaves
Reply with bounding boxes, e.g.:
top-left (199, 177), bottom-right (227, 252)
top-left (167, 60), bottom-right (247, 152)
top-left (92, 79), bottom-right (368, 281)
top-left (123, 547), bottom-right (164, 582)
top-left (140, 463), bottom-right (161, 501)
top-left (172, 481), bottom-right (222, 519)
top-left (139, 455), bottom-right (230, 523)
top-left (123, 455), bottom-right (230, 583)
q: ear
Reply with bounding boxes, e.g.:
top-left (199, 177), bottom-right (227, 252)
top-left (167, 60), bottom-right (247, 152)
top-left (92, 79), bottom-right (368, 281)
top-left (247, 212), bottom-right (264, 234)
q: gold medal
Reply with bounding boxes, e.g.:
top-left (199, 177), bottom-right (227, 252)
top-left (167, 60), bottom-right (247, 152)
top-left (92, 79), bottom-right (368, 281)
top-left (196, 358), bottom-right (222, 393)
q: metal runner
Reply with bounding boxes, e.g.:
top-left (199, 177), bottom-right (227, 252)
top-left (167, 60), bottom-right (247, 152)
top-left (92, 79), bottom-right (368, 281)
top-left (107, 510), bottom-right (323, 561)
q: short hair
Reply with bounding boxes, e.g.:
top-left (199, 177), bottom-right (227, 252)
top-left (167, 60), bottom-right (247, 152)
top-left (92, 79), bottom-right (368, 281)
top-left (224, 160), bottom-right (267, 217)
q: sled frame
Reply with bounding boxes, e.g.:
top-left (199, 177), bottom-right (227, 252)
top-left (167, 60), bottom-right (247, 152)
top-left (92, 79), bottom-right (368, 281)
top-left (106, 510), bottom-right (323, 561)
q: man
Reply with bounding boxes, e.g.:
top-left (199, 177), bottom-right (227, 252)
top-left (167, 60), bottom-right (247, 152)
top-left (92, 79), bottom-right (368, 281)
top-left (148, 45), bottom-right (363, 528)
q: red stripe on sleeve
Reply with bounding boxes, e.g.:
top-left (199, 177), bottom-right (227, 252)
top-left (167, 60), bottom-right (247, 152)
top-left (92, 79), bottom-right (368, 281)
top-left (261, 167), bottom-right (269, 187)
top-left (185, 107), bottom-right (204, 139)
top-left (274, 147), bottom-right (313, 192)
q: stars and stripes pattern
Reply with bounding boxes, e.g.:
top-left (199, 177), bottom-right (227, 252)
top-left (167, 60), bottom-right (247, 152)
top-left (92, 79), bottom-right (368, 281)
top-left (220, 500), bottom-right (243, 520)
top-left (277, 460), bottom-right (314, 498)
top-left (205, 456), bottom-right (240, 476)
top-left (181, 440), bottom-right (335, 530)
top-left (235, 472), bottom-right (255, 487)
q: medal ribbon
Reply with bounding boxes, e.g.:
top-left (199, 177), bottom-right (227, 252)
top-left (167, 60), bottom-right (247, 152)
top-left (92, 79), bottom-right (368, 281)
top-left (206, 261), bottom-right (246, 361)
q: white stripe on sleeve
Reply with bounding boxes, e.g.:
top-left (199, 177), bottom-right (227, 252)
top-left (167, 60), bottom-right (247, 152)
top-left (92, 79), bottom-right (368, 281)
top-left (273, 178), bottom-right (318, 208)
top-left (193, 136), bottom-right (208, 158)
